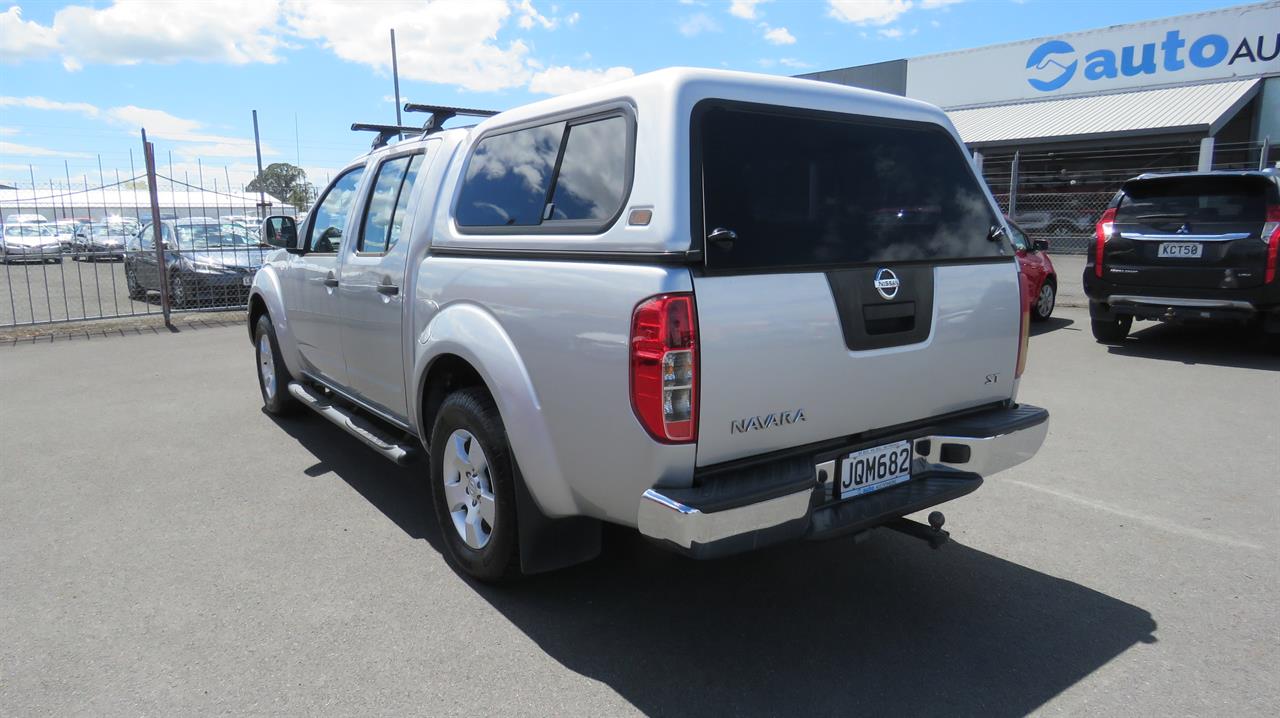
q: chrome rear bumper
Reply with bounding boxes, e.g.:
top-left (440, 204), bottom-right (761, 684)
top-left (638, 404), bottom-right (1048, 556)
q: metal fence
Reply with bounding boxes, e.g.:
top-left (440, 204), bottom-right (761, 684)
top-left (981, 139), bottom-right (1278, 254)
top-left (1, 143), bottom-right (301, 329)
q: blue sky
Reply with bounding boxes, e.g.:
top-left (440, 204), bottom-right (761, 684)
top-left (0, 0), bottom-right (1248, 189)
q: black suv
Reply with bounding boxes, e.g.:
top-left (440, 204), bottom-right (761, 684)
top-left (1083, 170), bottom-right (1280, 343)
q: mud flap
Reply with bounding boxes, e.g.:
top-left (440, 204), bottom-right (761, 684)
top-left (513, 463), bottom-right (602, 574)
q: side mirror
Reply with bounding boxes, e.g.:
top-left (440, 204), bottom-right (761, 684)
top-left (262, 215), bottom-right (300, 253)
top-left (1033, 239), bottom-right (1050, 252)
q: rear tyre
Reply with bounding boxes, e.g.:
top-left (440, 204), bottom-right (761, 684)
top-left (1031, 279), bottom-right (1056, 322)
top-left (429, 388), bottom-right (521, 583)
top-left (254, 314), bottom-right (299, 416)
top-left (1091, 315), bottom-right (1132, 344)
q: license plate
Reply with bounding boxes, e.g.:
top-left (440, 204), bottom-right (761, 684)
top-left (242, 276), bottom-right (252, 286)
top-left (839, 439), bottom-right (912, 499)
top-left (1158, 242), bottom-right (1202, 258)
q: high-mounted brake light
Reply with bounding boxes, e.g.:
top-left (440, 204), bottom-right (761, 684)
top-left (1094, 207), bottom-right (1117, 278)
top-left (630, 294), bottom-right (698, 443)
top-left (1263, 205), bottom-right (1280, 284)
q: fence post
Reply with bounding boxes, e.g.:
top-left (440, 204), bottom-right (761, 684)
top-left (1008, 151), bottom-right (1020, 219)
top-left (141, 129), bottom-right (172, 328)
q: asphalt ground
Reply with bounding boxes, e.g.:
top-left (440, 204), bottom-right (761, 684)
top-left (1, 305), bottom-right (1276, 716)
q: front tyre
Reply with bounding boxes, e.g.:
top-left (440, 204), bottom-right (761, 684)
top-left (429, 388), bottom-right (520, 582)
top-left (1091, 314), bottom-right (1132, 343)
top-left (254, 314), bottom-right (299, 415)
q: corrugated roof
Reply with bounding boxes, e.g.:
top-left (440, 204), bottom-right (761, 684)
top-left (949, 79), bottom-right (1261, 147)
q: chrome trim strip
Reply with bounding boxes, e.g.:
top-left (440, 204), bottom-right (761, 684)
top-left (1120, 232), bottom-right (1251, 242)
top-left (1108, 295), bottom-right (1256, 311)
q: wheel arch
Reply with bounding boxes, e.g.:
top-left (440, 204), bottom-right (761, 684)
top-left (412, 303), bottom-right (577, 518)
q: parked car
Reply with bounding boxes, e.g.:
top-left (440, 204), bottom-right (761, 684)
top-left (1005, 217), bottom-right (1058, 321)
top-left (125, 217), bottom-right (269, 306)
top-left (1, 222), bottom-right (63, 263)
top-left (247, 69), bottom-right (1049, 582)
top-left (52, 220), bottom-right (79, 252)
top-left (72, 222), bottom-right (134, 260)
top-left (1083, 170), bottom-right (1280, 343)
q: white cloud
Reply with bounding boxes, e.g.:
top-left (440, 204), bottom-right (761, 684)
top-left (0, 6), bottom-right (59, 62)
top-left (0, 95), bottom-right (100, 115)
top-left (729, 0), bottom-right (768, 20)
top-left (827, 0), bottom-right (963, 25)
top-left (779, 57), bottom-right (810, 69)
top-left (0, 126), bottom-right (18, 136)
top-left (515, 0), bottom-right (556, 30)
top-left (528, 65), bottom-right (635, 96)
top-left (827, 0), bottom-right (913, 26)
top-left (878, 27), bottom-right (903, 38)
top-left (679, 13), bottom-right (721, 37)
top-left (0, 96), bottom-right (271, 158)
top-left (763, 26), bottom-right (795, 45)
top-left (566, 11), bottom-right (580, 25)
top-left (0, 141), bottom-right (92, 158)
top-left (53, 1), bottom-right (285, 69)
top-left (284, 0), bottom-right (533, 93)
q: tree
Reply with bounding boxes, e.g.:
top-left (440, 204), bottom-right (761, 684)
top-left (246, 162), bottom-right (315, 210)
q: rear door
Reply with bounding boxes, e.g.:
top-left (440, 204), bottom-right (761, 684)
top-left (338, 147), bottom-right (430, 420)
top-left (690, 102), bottom-right (1021, 466)
top-left (1106, 175), bottom-right (1277, 289)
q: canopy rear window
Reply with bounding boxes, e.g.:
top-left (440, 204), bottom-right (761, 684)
top-left (694, 102), bottom-right (1003, 271)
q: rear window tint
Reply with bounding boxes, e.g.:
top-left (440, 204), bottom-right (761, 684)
top-left (1116, 177), bottom-right (1272, 225)
top-left (455, 114), bottom-right (630, 230)
top-left (696, 103), bottom-right (1002, 271)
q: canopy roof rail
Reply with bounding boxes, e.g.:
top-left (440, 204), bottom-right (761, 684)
top-left (402, 103), bottom-right (500, 132)
top-left (350, 123), bottom-right (425, 151)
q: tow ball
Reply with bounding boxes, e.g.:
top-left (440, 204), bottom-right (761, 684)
top-left (885, 511), bottom-right (950, 549)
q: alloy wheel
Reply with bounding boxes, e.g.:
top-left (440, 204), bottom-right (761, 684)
top-left (441, 429), bottom-right (496, 550)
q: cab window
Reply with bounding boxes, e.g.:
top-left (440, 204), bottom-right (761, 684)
top-left (1006, 222), bottom-right (1031, 252)
top-left (358, 152), bottom-right (425, 254)
top-left (307, 167), bottom-right (366, 253)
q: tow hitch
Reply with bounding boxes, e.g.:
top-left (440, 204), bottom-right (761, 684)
top-left (885, 511), bottom-right (950, 549)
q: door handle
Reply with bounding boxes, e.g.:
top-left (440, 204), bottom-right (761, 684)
top-left (375, 284), bottom-right (399, 296)
top-left (323, 275), bottom-right (339, 288)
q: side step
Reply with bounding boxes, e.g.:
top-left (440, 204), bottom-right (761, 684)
top-left (287, 382), bottom-right (420, 466)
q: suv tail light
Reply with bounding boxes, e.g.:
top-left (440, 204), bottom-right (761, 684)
top-left (1094, 207), bottom-right (1117, 278)
top-left (1264, 205), bottom-right (1280, 284)
top-left (630, 294), bottom-right (698, 443)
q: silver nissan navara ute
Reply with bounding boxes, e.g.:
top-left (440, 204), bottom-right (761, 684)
top-left (248, 68), bottom-right (1049, 581)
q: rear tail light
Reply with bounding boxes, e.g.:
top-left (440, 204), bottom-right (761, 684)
top-left (1264, 205), bottom-right (1280, 284)
top-left (630, 293), bottom-right (698, 443)
top-left (1094, 207), bottom-right (1117, 278)
top-left (1015, 303), bottom-right (1030, 379)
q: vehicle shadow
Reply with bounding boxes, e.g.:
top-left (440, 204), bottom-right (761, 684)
top-left (1107, 321), bottom-right (1279, 371)
top-left (1030, 316), bottom-right (1075, 336)
top-left (270, 412), bottom-right (1158, 717)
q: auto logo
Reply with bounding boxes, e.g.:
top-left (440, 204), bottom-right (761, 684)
top-left (1176, 223), bottom-right (1191, 234)
top-left (873, 268), bottom-right (900, 300)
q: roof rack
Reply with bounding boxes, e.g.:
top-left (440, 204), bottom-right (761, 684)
top-left (350, 123), bottom-right (425, 151)
top-left (402, 103), bottom-right (499, 132)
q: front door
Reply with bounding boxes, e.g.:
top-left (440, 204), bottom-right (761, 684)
top-left (289, 165), bottom-right (366, 386)
top-left (338, 148), bottom-right (430, 420)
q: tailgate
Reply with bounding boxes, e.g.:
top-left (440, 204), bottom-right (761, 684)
top-left (693, 264), bottom-right (1020, 465)
top-left (689, 100), bottom-right (1020, 467)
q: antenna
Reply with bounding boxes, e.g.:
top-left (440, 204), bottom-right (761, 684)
top-left (402, 103), bottom-right (499, 132)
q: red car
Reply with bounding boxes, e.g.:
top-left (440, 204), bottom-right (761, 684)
top-left (1006, 217), bottom-right (1057, 321)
